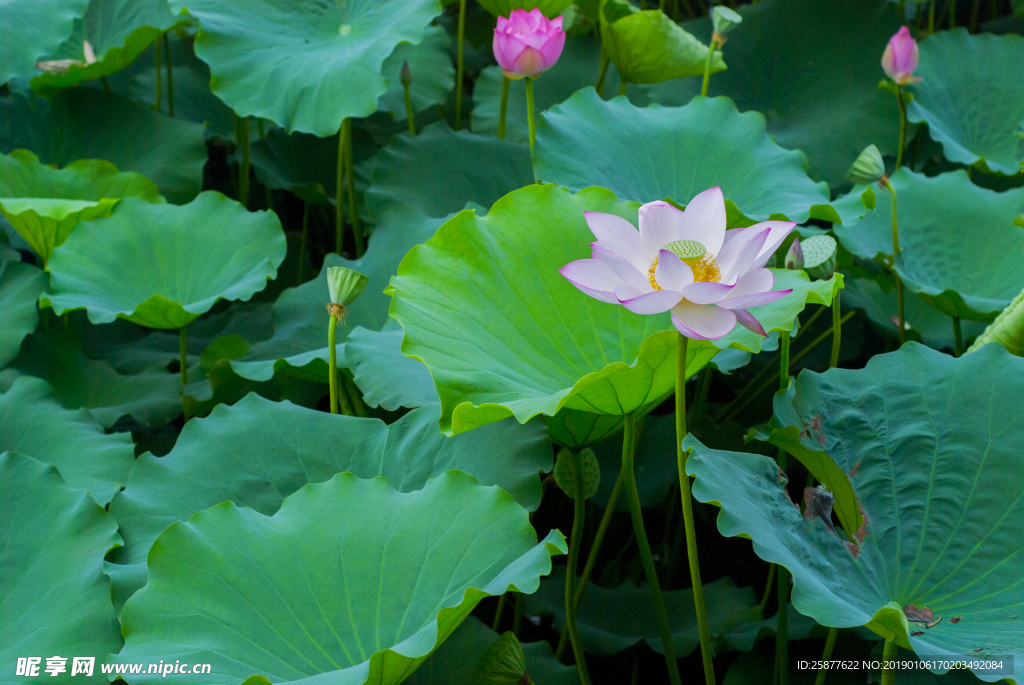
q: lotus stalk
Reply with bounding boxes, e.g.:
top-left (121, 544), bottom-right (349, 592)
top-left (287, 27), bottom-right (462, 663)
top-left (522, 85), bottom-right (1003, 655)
top-left (703, 6), bottom-right (741, 97)
top-left (497, 76), bottom-right (510, 139)
top-left (563, 448), bottom-right (593, 685)
top-left (881, 176), bottom-right (906, 343)
top-left (881, 27), bottom-right (921, 170)
top-left (813, 627), bottom-right (840, 685)
top-left (326, 266), bottom-right (369, 415)
top-left (400, 60), bottom-right (415, 135)
top-left (775, 328), bottom-right (791, 685)
top-left (179, 325), bottom-right (187, 386)
top-left (235, 114), bottom-right (251, 208)
top-left (455, 0), bottom-right (467, 130)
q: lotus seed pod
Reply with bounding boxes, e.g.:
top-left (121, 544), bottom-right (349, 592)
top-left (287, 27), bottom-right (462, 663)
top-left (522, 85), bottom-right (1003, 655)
top-left (847, 144), bottom-right (886, 185)
top-left (801, 235), bottom-right (838, 280)
top-left (326, 266), bottom-right (369, 306)
top-left (663, 239), bottom-right (706, 267)
top-left (400, 60), bottom-right (412, 87)
top-left (784, 237), bottom-right (804, 270)
top-left (553, 447), bottom-right (601, 500)
top-left (471, 632), bottom-right (528, 685)
top-left (712, 5), bottom-right (742, 36)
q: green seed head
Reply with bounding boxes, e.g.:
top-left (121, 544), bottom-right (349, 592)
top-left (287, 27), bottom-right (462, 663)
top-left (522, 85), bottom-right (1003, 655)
top-left (326, 266), bottom-right (369, 307)
top-left (712, 5), bottom-right (743, 36)
top-left (472, 632), bottom-right (527, 685)
top-left (662, 240), bottom-right (707, 266)
top-left (553, 447), bottom-right (601, 501)
top-left (801, 235), bottom-right (838, 280)
top-left (847, 144), bottom-right (886, 185)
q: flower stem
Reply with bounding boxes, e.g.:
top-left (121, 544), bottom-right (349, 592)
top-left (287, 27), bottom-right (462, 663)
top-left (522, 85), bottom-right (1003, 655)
top-left (928, 0), bottom-right (936, 32)
top-left (335, 126), bottom-right (345, 254)
top-left (328, 315), bottom-right (340, 414)
top-left (403, 82), bottom-right (416, 135)
top-left (297, 202), bottom-right (309, 285)
top-left (154, 37), bottom-right (163, 113)
top-left (830, 290), bottom-right (841, 368)
top-left (775, 330), bottom-right (791, 685)
top-left (342, 373), bottom-right (368, 417)
top-left (525, 77), bottom-right (536, 150)
top-left (895, 85), bottom-right (907, 171)
top-left (623, 410), bottom-right (682, 685)
top-left (163, 34), bottom-right (174, 117)
top-left (492, 592), bottom-right (507, 631)
top-left (758, 564), bottom-right (776, 613)
top-left (455, 0), bottom-right (467, 130)
top-left (497, 76), bottom-right (510, 140)
top-left (595, 47), bottom-right (610, 96)
top-left (701, 37), bottom-right (719, 97)
top-left (953, 316), bottom-right (963, 356)
top-left (880, 639), bottom-right (897, 685)
top-left (676, 334), bottom-right (716, 685)
top-left (343, 118), bottom-right (364, 258)
top-left (235, 115), bottom-right (251, 209)
top-left (555, 470), bottom-right (623, 660)
top-left (882, 178), bottom-right (905, 343)
top-left (179, 325), bottom-right (188, 385)
top-left (565, 449), bottom-right (593, 685)
top-left (812, 627), bottom-right (839, 685)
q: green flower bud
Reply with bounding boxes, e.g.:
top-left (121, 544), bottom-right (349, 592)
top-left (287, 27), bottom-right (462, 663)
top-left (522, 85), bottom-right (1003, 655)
top-left (712, 6), bottom-right (742, 36)
top-left (472, 632), bottom-right (528, 685)
top-left (847, 144), bottom-right (886, 185)
top-left (553, 447), bottom-right (601, 500)
top-left (800, 235), bottom-right (838, 280)
top-left (400, 60), bottom-right (412, 87)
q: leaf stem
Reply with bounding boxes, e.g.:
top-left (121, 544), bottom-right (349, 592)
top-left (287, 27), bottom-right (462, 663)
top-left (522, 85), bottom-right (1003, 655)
top-left (880, 639), bottom-right (897, 685)
top-left (343, 118), bottom-right (364, 257)
top-left (565, 449), bottom-right (593, 685)
top-left (556, 469), bottom-right (623, 660)
top-left (882, 178), bottom-right (905, 343)
top-left (595, 48), bottom-right (610, 96)
top-left (676, 334), bottom-right (716, 685)
top-left (404, 82), bottom-right (416, 135)
top-left (342, 373), bottom-right (368, 417)
top-left (618, 79), bottom-right (627, 97)
top-left (455, 0), bottom-right (467, 130)
top-left (525, 77), bottom-right (536, 150)
top-left (154, 37), bottom-right (163, 113)
top-left (623, 410), bottom-right (682, 685)
top-left (328, 315), bottom-right (339, 414)
top-left (179, 325), bottom-right (187, 385)
top-left (497, 76), bottom-right (510, 140)
top-left (830, 290), bottom-right (841, 368)
top-left (775, 330), bottom-right (791, 685)
top-left (928, 0), bottom-right (936, 32)
top-left (701, 36), bottom-right (720, 97)
top-left (163, 34), bottom-right (174, 117)
top-left (813, 627), bottom-right (839, 685)
top-left (758, 564), bottom-right (777, 612)
top-left (297, 202), bottom-right (309, 285)
top-left (895, 86), bottom-right (907, 170)
top-left (237, 115), bottom-right (251, 209)
top-left (336, 125), bottom-right (345, 254)
top-left (953, 316), bottom-right (963, 356)
top-left (492, 592), bottom-right (507, 631)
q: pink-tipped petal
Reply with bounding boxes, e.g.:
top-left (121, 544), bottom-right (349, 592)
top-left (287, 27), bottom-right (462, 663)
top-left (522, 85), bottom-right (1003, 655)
top-left (716, 226), bottom-right (770, 284)
top-left (560, 259), bottom-right (620, 303)
top-left (682, 280), bottom-right (734, 304)
top-left (654, 249), bottom-right (694, 292)
top-left (592, 243), bottom-right (650, 292)
top-left (671, 300), bottom-right (737, 340)
top-left (881, 42), bottom-right (897, 80)
top-left (727, 267), bottom-right (775, 298)
top-left (638, 201), bottom-right (684, 259)
top-left (748, 220), bottom-right (795, 267)
top-left (538, 29), bottom-right (565, 68)
top-left (550, 15), bottom-right (564, 30)
top-left (733, 309), bottom-right (768, 336)
top-left (614, 284), bottom-right (682, 314)
top-left (717, 288), bottom-right (792, 310)
top-left (677, 186), bottom-right (726, 256)
top-left (585, 212), bottom-right (646, 269)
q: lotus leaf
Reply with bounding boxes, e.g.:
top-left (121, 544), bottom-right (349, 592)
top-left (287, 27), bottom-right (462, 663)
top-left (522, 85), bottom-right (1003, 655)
top-left (362, 122), bottom-right (533, 219)
top-left (105, 392), bottom-right (551, 608)
top-left (0, 452), bottom-right (123, 683)
top-left (686, 343), bottom-right (1024, 681)
top-left (378, 25), bottom-right (454, 121)
top-left (44, 193), bottom-right (285, 329)
top-left (348, 320), bottom-right (438, 411)
top-left (834, 169), bottom-right (1024, 320)
top-left (692, 0), bottom-right (903, 186)
top-left (523, 568), bottom-right (760, 656)
top-left (0, 0), bottom-right (87, 84)
top-left (908, 29), bottom-right (1024, 175)
top-left (0, 259), bottom-right (47, 368)
top-left (0, 376), bottom-right (133, 505)
top-left (0, 88), bottom-right (207, 203)
top-left (534, 90), bottom-right (835, 224)
top-left (968, 284), bottom-right (1024, 356)
top-left (112, 472), bottom-right (567, 685)
top-left (476, 0), bottom-right (573, 17)
top-left (387, 184), bottom-right (843, 436)
top-left (0, 149), bottom-right (162, 263)
top-left (231, 207), bottom-right (444, 382)
top-left (170, 0), bottom-right (443, 137)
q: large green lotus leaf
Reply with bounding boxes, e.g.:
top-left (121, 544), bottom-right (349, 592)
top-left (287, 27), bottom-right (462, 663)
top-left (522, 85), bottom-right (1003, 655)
top-left (169, 0), bottom-right (442, 137)
top-left (388, 184), bottom-right (842, 435)
top-left (0, 452), bottom-right (122, 683)
top-left (0, 149), bottom-right (162, 262)
top-left (0, 0), bottom-right (86, 84)
top-left (112, 472), bottom-right (567, 685)
top-left (843, 276), bottom-right (986, 351)
top-left (378, 25), bottom-right (454, 121)
top-left (348, 320), bottom-right (438, 411)
top-left (690, 0), bottom-right (902, 186)
top-left (834, 169), bottom-right (1024, 321)
top-left (362, 121), bottom-right (533, 219)
top-left (0, 259), bottom-right (47, 368)
top-left (43, 193), bottom-right (285, 329)
top-left (405, 616), bottom-right (577, 685)
top-left (0, 88), bottom-right (207, 203)
top-left (685, 343), bottom-right (1024, 681)
top-left (31, 0), bottom-right (190, 95)
top-left (249, 129), bottom-right (339, 205)
top-left (524, 567), bottom-right (760, 656)
top-left (0, 376), bottom-right (133, 505)
top-left (907, 29), bottom-right (1024, 175)
top-left (105, 392), bottom-right (551, 609)
top-left (968, 284), bottom-right (1024, 357)
top-left (534, 89), bottom-right (835, 224)
top-left (231, 207), bottom-right (444, 382)
top-left (7, 328), bottom-right (182, 429)
top-left (476, 0), bottom-right (572, 16)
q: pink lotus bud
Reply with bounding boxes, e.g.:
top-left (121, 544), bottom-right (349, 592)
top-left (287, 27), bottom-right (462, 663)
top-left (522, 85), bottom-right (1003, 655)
top-left (881, 26), bottom-right (922, 85)
top-left (492, 8), bottom-right (566, 80)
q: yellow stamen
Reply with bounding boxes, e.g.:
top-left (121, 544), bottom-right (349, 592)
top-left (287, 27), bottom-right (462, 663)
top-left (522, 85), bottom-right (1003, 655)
top-left (648, 258), bottom-right (662, 291)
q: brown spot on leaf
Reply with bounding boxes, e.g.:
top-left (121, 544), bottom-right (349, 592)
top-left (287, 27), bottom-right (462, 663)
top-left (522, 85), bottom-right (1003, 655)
top-left (926, 617), bottom-right (943, 629)
top-left (849, 461), bottom-right (860, 477)
top-left (975, 647), bottom-right (984, 652)
top-left (844, 540), bottom-right (860, 559)
top-left (950, 616), bottom-right (962, 624)
top-left (911, 631), bottom-right (924, 636)
top-left (904, 605), bottom-right (934, 622)
top-left (853, 504), bottom-right (871, 544)
top-left (804, 485), bottom-right (837, 535)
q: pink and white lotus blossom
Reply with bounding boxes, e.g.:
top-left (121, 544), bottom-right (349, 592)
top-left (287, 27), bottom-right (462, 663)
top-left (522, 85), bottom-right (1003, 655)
top-left (493, 8), bottom-right (565, 79)
top-left (560, 187), bottom-right (795, 340)
top-left (881, 26), bottom-right (922, 85)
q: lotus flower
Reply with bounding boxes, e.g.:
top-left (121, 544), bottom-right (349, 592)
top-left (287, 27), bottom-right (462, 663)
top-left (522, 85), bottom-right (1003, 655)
top-left (560, 187), bottom-right (795, 340)
top-left (492, 8), bottom-right (565, 79)
top-left (881, 26), bottom-right (922, 85)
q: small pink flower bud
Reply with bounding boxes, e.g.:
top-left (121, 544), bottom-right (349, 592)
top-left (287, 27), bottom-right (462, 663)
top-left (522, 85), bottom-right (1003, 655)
top-left (492, 8), bottom-right (566, 80)
top-left (881, 26), bottom-right (922, 85)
